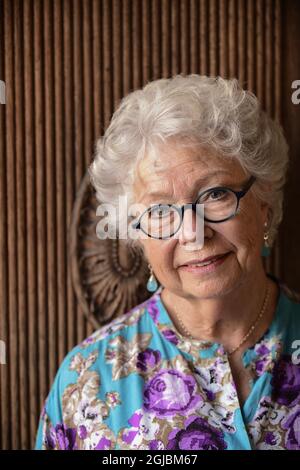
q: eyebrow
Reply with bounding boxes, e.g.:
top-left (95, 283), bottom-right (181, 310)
top-left (143, 169), bottom-right (233, 202)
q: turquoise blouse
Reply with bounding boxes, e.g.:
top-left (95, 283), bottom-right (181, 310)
top-left (35, 275), bottom-right (300, 450)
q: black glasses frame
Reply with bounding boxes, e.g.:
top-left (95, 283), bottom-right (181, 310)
top-left (132, 175), bottom-right (256, 239)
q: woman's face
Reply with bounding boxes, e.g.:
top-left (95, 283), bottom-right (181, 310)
top-left (132, 140), bottom-right (270, 299)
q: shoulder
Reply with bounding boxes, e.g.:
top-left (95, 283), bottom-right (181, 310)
top-left (279, 282), bottom-right (300, 304)
top-left (268, 273), bottom-right (300, 305)
top-left (276, 278), bottom-right (300, 323)
top-left (37, 295), bottom-right (156, 430)
top-left (79, 298), bottom-right (152, 350)
top-left (48, 293), bottom-right (158, 394)
top-left (274, 278), bottom-right (300, 353)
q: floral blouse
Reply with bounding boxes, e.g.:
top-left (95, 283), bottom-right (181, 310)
top-left (35, 275), bottom-right (300, 450)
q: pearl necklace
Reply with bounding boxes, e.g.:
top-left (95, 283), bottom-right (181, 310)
top-left (172, 283), bottom-right (271, 357)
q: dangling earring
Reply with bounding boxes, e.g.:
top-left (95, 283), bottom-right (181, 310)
top-left (147, 263), bottom-right (158, 292)
top-left (261, 221), bottom-right (271, 257)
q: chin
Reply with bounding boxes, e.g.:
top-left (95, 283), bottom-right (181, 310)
top-left (180, 271), bottom-right (240, 299)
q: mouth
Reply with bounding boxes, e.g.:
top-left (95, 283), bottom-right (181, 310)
top-left (178, 252), bottom-right (231, 273)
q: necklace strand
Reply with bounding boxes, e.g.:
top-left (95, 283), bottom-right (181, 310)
top-left (173, 283), bottom-right (270, 356)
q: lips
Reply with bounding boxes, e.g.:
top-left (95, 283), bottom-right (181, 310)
top-left (179, 252), bottom-right (229, 267)
top-left (178, 252), bottom-right (231, 273)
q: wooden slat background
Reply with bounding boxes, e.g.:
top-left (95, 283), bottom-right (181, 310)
top-left (0, 0), bottom-right (299, 450)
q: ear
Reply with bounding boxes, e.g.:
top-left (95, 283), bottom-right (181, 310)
top-left (260, 203), bottom-right (273, 230)
top-left (257, 199), bottom-right (270, 223)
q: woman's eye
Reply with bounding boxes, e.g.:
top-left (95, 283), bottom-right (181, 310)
top-left (207, 189), bottom-right (227, 201)
top-left (198, 189), bottom-right (229, 203)
top-left (149, 205), bottom-right (170, 218)
top-left (209, 189), bottom-right (226, 199)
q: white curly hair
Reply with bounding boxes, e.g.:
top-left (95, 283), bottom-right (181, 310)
top-left (89, 73), bottom-right (289, 249)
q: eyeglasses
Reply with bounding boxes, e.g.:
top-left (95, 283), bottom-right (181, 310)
top-left (132, 175), bottom-right (256, 239)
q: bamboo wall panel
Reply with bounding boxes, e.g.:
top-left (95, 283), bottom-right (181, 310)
top-left (0, 0), bottom-right (299, 450)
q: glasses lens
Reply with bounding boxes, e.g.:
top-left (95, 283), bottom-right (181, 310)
top-left (140, 204), bottom-right (181, 238)
top-left (198, 188), bottom-right (237, 221)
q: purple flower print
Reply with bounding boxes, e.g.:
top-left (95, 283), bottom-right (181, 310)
top-left (255, 358), bottom-right (269, 376)
top-left (162, 329), bottom-right (179, 345)
top-left (282, 407), bottom-right (300, 450)
top-left (271, 354), bottom-right (300, 407)
top-left (121, 412), bottom-right (142, 444)
top-left (83, 336), bottom-right (94, 345)
top-left (143, 369), bottom-right (202, 417)
top-left (137, 349), bottom-right (161, 371)
top-left (149, 440), bottom-right (164, 450)
top-left (167, 415), bottom-right (227, 450)
top-left (147, 299), bottom-right (160, 324)
top-left (45, 423), bottom-right (77, 450)
top-left (264, 431), bottom-right (277, 446)
top-left (120, 410), bottom-right (159, 447)
top-left (252, 341), bottom-right (273, 377)
top-left (256, 344), bottom-right (270, 356)
top-left (95, 436), bottom-right (112, 450)
top-left (204, 389), bottom-right (216, 401)
top-left (78, 425), bottom-right (87, 439)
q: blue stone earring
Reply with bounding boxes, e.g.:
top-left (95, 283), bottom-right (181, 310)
top-left (261, 223), bottom-right (271, 257)
top-left (147, 263), bottom-right (158, 292)
top-left (261, 245), bottom-right (271, 257)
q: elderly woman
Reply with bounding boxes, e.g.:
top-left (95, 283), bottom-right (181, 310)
top-left (35, 74), bottom-right (300, 450)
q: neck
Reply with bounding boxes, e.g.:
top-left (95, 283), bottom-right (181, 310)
top-left (160, 269), bottom-right (278, 354)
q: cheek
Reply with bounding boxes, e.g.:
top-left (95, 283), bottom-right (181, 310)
top-left (213, 206), bottom-right (263, 255)
top-left (233, 210), bottom-right (263, 255)
top-left (140, 239), bottom-right (175, 272)
top-left (239, 204), bottom-right (264, 247)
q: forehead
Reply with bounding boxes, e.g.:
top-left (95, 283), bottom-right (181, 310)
top-left (133, 141), bottom-right (247, 202)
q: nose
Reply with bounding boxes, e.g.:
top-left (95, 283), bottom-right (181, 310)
top-left (177, 204), bottom-right (205, 250)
